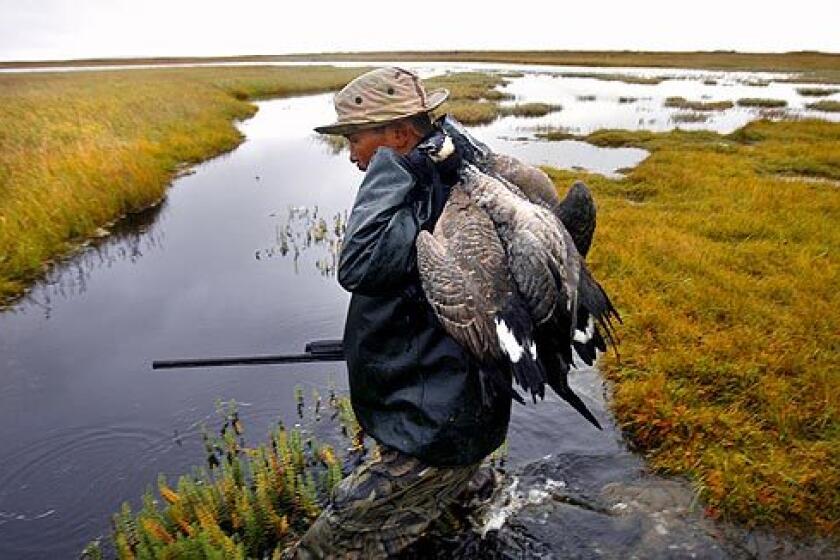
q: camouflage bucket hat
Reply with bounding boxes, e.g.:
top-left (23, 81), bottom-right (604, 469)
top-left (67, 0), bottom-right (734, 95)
top-left (314, 67), bottom-right (449, 135)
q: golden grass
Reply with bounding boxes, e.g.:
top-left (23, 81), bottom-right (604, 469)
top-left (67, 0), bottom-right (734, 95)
top-left (427, 72), bottom-right (511, 125)
top-left (542, 118), bottom-right (840, 536)
top-left (10, 51), bottom-right (839, 76)
top-left (797, 87), bottom-right (840, 97)
top-left (671, 112), bottom-right (710, 123)
top-left (560, 72), bottom-right (665, 85)
top-left (807, 100), bottom-right (840, 113)
top-left (426, 71), bottom-right (511, 101)
top-left (499, 102), bottom-right (562, 118)
top-left (0, 65), bottom-right (367, 305)
top-left (665, 96), bottom-right (734, 111)
top-left (737, 98), bottom-right (788, 108)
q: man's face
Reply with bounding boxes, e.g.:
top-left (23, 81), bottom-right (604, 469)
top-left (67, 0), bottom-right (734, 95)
top-left (345, 128), bottom-right (388, 172)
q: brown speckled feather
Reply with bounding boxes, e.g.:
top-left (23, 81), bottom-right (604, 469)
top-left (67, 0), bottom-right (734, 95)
top-left (416, 188), bottom-right (515, 360)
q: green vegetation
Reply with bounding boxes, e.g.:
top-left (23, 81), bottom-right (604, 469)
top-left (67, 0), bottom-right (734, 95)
top-left (10, 51), bottom-right (839, 77)
top-left (797, 87), bottom-right (839, 97)
top-left (664, 96), bottom-right (734, 111)
top-left (426, 71), bottom-right (511, 101)
top-left (542, 118), bottom-right (840, 536)
top-left (427, 73), bottom-right (563, 124)
top-left (498, 102), bottom-right (562, 118)
top-left (807, 100), bottom-right (840, 112)
top-left (90, 395), bottom-right (359, 559)
top-left (736, 98), bottom-right (788, 108)
top-left (0, 65), bottom-right (368, 305)
top-left (671, 112), bottom-right (710, 123)
top-left (425, 72), bottom-right (512, 125)
top-left (560, 72), bottom-right (665, 85)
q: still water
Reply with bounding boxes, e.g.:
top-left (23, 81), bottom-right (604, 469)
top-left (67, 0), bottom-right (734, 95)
top-left (1, 67), bottom-right (837, 558)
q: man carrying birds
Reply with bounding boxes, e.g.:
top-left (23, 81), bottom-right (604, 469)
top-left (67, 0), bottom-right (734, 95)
top-left (285, 66), bottom-right (608, 558)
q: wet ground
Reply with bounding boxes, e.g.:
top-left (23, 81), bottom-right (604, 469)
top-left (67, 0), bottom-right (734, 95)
top-left (1, 65), bottom-right (838, 558)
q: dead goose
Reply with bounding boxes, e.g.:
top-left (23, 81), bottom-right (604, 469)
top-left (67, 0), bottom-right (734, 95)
top-left (416, 163), bottom-right (619, 428)
top-left (489, 153), bottom-right (597, 258)
top-left (440, 116), bottom-right (597, 257)
top-left (416, 187), bottom-right (544, 406)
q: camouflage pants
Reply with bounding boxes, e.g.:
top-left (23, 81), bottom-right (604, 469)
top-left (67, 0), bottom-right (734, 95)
top-left (285, 444), bottom-right (480, 559)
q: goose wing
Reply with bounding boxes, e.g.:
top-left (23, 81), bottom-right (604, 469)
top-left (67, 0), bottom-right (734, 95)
top-left (418, 186), bottom-right (547, 402)
top-left (416, 188), bottom-right (507, 361)
top-left (489, 153), bottom-right (596, 257)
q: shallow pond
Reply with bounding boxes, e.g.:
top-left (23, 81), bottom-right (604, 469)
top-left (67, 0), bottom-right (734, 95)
top-left (1, 65), bottom-right (838, 558)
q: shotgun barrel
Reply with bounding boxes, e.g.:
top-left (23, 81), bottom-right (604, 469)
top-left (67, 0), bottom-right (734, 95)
top-left (152, 339), bottom-right (344, 370)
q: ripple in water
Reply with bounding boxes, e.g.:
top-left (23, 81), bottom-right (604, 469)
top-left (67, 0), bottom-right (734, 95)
top-left (0, 424), bottom-right (172, 557)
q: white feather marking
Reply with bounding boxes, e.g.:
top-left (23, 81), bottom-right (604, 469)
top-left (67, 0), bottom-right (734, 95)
top-left (529, 341), bottom-right (538, 360)
top-left (573, 315), bottom-right (595, 344)
top-left (495, 317), bottom-right (524, 363)
top-left (429, 136), bottom-right (455, 163)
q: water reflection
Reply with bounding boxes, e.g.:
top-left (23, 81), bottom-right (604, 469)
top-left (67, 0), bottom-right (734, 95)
top-left (12, 201), bottom-right (167, 318)
top-left (256, 205), bottom-right (346, 277)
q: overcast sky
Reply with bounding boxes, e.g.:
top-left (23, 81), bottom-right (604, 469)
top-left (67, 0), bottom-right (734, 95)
top-left (1, 0), bottom-right (838, 62)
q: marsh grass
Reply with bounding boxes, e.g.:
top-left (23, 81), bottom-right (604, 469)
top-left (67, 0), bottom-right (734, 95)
top-left (543, 118), bottom-right (840, 536)
top-left (560, 71), bottom-right (665, 85)
top-left (671, 112), bottom-right (710, 123)
top-left (498, 102), bottom-right (562, 118)
top-left (806, 100), bottom-right (840, 113)
top-left (736, 98), bottom-right (788, 108)
top-left (0, 65), bottom-right (367, 305)
top-left (796, 87), bottom-right (839, 97)
top-left (425, 71), bottom-right (511, 101)
top-left (665, 96), bottom-right (734, 111)
top-left (9, 51), bottom-right (840, 78)
top-left (428, 72), bottom-right (515, 125)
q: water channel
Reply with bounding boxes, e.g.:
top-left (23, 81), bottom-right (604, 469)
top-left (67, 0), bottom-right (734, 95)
top-left (1, 66), bottom-right (838, 558)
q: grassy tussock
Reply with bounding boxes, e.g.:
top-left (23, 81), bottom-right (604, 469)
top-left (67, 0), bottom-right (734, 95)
top-left (807, 100), bottom-right (840, 113)
top-left (437, 100), bottom-right (500, 125)
top-left (427, 72), bottom-right (512, 125)
top-left (543, 119), bottom-right (840, 536)
top-left (736, 98), bottom-right (788, 108)
top-left (671, 112), bottom-right (710, 123)
top-left (560, 72), bottom-right (664, 85)
top-left (0, 66), bottom-right (367, 305)
top-left (797, 87), bottom-right (839, 97)
top-left (425, 72), bottom-right (511, 101)
top-left (665, 96), bottom-right (734, 111)
top-left (498, 103), bottom-right (562, 118)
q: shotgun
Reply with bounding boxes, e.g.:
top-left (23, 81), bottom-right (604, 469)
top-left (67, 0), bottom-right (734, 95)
top-left (152, 339), bottom-right (344, 370)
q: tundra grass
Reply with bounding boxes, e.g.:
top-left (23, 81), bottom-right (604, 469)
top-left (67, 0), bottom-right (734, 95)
top-left (665, 96), bottom-right (734, 111)
top-left (807, 100), bottom-right (840, 112)
top-left (0, 65), bottom-right (367, 305)
top-left (11, 51), bottom-right (839, 77)
top-left (559, 71), bottom-right (665, 85)
top-left (797, 87), bottom-right (839, 97)
top-left (736, 98), bottom-right (788, 108)
top-left (542, 118), bottom-right (840, 537)
top-left (499, 102), bottom-right (562, 118)
top-left (427, 72), bottom-right (511, 125)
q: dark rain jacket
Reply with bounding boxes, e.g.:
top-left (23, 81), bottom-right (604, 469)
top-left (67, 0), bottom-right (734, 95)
top-left (338, 118), bottom-right (511, 467)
